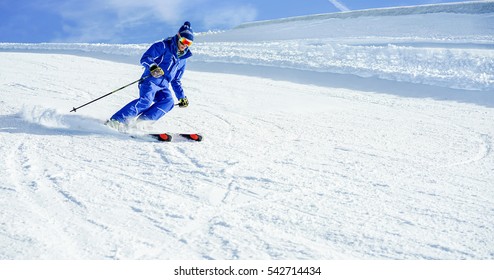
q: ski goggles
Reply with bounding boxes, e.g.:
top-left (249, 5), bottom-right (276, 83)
top-left (178, 36), bottom-right (193, 47)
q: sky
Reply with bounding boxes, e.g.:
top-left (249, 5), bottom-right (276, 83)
top-left (0, 0), bottom-right (483, 43)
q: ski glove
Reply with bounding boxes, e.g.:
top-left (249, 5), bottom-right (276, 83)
top-left (178, 97), bottom-right (189, 108)
top-left (149, 64), bottom-right (164, 78)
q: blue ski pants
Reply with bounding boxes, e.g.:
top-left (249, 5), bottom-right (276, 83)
top-left (110, 80), bottom-right (175, 122)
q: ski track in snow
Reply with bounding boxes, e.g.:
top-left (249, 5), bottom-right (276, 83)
top-left (1, 4), bottom-right (494, 260)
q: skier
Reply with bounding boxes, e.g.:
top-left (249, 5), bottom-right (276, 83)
top-left (106, 21), bottom-right (194, 131)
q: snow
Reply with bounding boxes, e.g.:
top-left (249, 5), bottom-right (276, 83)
top-left (0, 1), bottom-right (493, 261)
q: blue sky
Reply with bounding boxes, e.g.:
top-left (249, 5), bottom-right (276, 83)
top-left (0, 0), bottom-right (478, 43)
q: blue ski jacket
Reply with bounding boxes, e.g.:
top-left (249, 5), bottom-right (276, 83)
top-left (140, 35), bottom-right (192, 100)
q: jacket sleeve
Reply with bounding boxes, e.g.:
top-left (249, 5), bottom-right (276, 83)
top-left (140, 41), bottom-right (166, 69)
top-left (171, 62), bottom-right (186, 100)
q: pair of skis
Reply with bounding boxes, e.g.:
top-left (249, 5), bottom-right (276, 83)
top-left (148, 133), bottom-right (202, 142)
top-left (104, 120), bottom-right (202, 142)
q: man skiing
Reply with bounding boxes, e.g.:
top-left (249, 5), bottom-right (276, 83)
top-left (106, 21), bottom-right (194, 130)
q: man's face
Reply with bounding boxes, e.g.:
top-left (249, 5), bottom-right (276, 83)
top-left (178, 36), bottom-right (192, 52)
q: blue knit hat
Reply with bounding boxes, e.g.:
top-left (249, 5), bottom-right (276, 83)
top-left (178, 21), bottom-right (194, 42)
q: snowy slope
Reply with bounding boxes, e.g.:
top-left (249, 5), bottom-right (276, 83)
top-left (0, 2), bottom-right (493, 260)
top-left (195, 1), bottom-right (494, 91)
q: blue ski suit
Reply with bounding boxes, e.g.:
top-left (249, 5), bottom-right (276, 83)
top-left (110, 35), bottom-right (192, 122)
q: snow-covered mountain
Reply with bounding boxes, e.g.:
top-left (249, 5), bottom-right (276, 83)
top-left (0, 1), bottom-right (493, 260)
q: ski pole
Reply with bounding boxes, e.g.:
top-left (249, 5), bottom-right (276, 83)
top-left (70, 75), bottom-right (150, 112)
